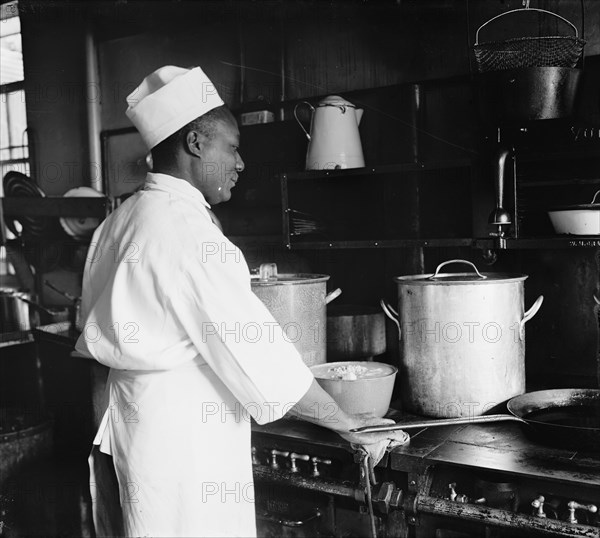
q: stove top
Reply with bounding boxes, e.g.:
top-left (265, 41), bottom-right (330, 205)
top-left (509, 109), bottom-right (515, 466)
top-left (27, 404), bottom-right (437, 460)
top-left (252, 408), bottom-right (600, 488)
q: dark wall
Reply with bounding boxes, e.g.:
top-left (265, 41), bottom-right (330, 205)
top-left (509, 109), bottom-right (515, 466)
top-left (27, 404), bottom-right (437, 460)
top-left (20, 2), bottom-right (90, 195)
top-left (17, 0), bottom-right (600, 388)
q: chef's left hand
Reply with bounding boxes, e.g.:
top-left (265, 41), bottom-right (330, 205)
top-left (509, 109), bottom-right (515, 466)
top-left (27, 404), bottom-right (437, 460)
top-left (337, 414), bottom-right (407, 447)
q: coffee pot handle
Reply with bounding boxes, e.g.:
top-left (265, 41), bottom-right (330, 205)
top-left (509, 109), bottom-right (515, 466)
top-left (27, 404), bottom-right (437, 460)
top-left (294, 102), bottom-right (314, 141)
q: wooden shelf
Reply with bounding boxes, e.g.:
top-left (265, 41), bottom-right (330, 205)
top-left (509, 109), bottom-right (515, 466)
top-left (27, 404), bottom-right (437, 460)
top-left (281, 159), bottom-right (472, 181)
top-left (281, 160), bottom-right (475, 249)
top-left (286, 238), bottom-right (475, 250)
top-left (2, 197), bottom-right (109, 218)
top-left (474, 236), bottom-right (600, 250)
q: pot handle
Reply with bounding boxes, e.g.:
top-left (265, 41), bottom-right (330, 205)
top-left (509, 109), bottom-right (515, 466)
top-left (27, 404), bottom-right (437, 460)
top-left (14, 293), bottom-right (59, 317)
top-left (519, 295), bottom-right (544, 339)
top-left (325, 288), bottom-right (342, 305)
top-left (591, 190), bottom-right (600, 204)
top-left (429, 259), bottom-right (486, 280)
top-left (293, 102), bottom-right (315, 141)
top-left (380, 299), bottom-right (401, 340)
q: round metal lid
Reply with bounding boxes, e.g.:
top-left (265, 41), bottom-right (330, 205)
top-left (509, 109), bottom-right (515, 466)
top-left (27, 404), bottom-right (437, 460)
top-left (394, 260), bottom-right (527, 285)
top-left (250, 263), bottom-right (329, 286)
top-left (395, 272), bottom-right (528, 285)
top-left (317, 95), bottom-right (358, 108)
top-left (251, 273), bottom-right (330, 285)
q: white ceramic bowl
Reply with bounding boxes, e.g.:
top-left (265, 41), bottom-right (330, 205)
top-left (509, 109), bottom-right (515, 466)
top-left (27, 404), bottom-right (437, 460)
top-left (310, 361), bottom-right (397, 417)
top-left (548, 208), bottom-right (600, 235)
top-left (548, 191), bottom-right (599, 235)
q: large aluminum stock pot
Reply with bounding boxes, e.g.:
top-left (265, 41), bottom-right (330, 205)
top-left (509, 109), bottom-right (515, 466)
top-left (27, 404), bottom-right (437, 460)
top-left (251, 263), bottom-right (341, 367)
top-left (385, 260), bottom-right (544, 418)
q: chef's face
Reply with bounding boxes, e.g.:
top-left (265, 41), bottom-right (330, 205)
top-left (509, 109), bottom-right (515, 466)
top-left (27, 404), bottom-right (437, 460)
top-left (196, 116), bottom-right (244, 205)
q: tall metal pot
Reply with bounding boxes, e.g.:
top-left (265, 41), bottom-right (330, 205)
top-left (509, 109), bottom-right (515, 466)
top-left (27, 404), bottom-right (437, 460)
top-left (251, 264), bottom-right (341, 367)
top-left (384, 260), bottom-right (544, 418)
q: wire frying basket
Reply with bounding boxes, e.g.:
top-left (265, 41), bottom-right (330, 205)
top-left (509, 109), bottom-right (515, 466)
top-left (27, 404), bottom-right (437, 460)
top-left (473, 2), bottom-right (585, 73)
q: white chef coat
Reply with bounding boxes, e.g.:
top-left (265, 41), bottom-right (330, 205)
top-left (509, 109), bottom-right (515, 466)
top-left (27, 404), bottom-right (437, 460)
top-left (75, 173), bottom-right (314, 538)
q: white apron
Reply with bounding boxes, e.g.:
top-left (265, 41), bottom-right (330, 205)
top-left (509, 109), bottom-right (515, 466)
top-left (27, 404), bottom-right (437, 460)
top-left (90, 361), bottom-right (257, 538)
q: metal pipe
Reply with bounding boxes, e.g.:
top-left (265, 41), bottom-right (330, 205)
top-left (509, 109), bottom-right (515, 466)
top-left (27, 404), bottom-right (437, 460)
top-left (253, 465), bottom-right (365, 503)
top-left (279, 4), bottom-right (286, 121)
top-left (85, 23), bottom-right (102, 192)
top-left (409, 83), bottom-right (422, 163)
top-left (417, 496), bottom-right (600, 537)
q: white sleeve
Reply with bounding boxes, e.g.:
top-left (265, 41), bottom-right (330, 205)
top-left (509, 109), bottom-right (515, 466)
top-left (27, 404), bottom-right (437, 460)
top-left (173, 240), bottom-right (314, 425)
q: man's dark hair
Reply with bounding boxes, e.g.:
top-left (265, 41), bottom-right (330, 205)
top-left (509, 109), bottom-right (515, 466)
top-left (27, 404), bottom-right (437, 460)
top-left (151, 105), bottom-right (234, 169)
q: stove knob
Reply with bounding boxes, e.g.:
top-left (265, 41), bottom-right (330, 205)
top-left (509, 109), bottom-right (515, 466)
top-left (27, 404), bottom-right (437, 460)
top-left (448, 483), bottom-right (469, 503)
top-left (270, 449), bottom-right (289, 470)
top-left (289, 452), bottom-right (310, 473)
top-left (311, 456), bottom-right (332, 477)
top-left (567, 501), bottom-right (598, 524)
top-left (531, 495), bottom-right (546, 518)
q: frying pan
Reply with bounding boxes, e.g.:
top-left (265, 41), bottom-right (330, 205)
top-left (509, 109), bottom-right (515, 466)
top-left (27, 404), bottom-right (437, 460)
top-left (350, 388), bottom-right (600, 451)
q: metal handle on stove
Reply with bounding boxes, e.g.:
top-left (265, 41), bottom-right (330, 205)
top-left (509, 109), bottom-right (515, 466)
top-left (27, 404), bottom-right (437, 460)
top-left (350, 413), bottom-right (527, 433)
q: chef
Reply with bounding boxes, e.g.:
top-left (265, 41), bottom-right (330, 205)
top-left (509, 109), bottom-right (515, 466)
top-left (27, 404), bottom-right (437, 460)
top-left (76, 65), bottom-right (401, 538)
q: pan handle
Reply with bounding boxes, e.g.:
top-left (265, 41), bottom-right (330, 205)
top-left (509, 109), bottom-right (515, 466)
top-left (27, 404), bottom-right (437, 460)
top-left (350, 413), bottom-right (527, 433)
top-left (380, 299), bottom-right (401, 340)
top-left (519, 295), bottom-right (544, 340)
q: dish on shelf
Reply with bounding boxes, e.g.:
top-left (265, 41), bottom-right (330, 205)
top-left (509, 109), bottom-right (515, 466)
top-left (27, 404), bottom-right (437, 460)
top-left (2, 170), bottom-right (50, 239)
top-left (547, 191), bottom-right (600, 235)
top-left (59, 187), bottom-right (105, 240)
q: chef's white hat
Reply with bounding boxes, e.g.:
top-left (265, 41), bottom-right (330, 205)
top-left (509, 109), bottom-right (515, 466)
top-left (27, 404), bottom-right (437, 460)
top-left (125, 65), bottom-right (225, 150)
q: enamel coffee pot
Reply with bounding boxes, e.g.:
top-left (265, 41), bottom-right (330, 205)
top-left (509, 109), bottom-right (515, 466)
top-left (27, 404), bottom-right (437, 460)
top-left (294, 95), bottom-right (365, 170)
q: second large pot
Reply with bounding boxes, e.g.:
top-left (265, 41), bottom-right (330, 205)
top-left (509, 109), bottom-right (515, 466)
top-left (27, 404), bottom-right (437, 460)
top-left (251, 264), bottom-right (340, 367)
top-left (387, 260), bottom-right (544, 418)
top-left (477, 67), bottom-right (582, 123)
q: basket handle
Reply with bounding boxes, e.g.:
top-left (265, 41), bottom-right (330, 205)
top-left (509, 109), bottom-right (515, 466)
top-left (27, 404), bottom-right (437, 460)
top-left (475, 6), bottom-right (579, 45)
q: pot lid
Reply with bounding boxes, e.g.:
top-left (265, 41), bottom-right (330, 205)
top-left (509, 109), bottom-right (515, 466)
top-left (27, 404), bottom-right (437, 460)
top-left (250, 262), bottom-right (329, 285)
top-left (317, 95), bottom-right (358, 108)
top-left (395, 272), bottom-right (528, 285)
top-left (251, 274), bottom-right (330, 285)
top-left (394, 259), bottom-right (527, 285)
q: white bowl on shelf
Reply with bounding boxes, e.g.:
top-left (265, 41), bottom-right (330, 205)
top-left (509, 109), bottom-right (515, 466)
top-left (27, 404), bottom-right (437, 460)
top-left (547, 191), bottom-right (600, 235)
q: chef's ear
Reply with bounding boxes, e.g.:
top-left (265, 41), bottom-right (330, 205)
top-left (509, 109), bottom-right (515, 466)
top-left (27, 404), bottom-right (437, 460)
top-left (185, 130), bottom-right (207, 158)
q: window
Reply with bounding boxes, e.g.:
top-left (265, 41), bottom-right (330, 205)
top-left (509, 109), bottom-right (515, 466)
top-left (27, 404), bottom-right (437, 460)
top-left (1, 1), bottom-right (28, 277)
top-left (1, 0), bottom-right (29, 181)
